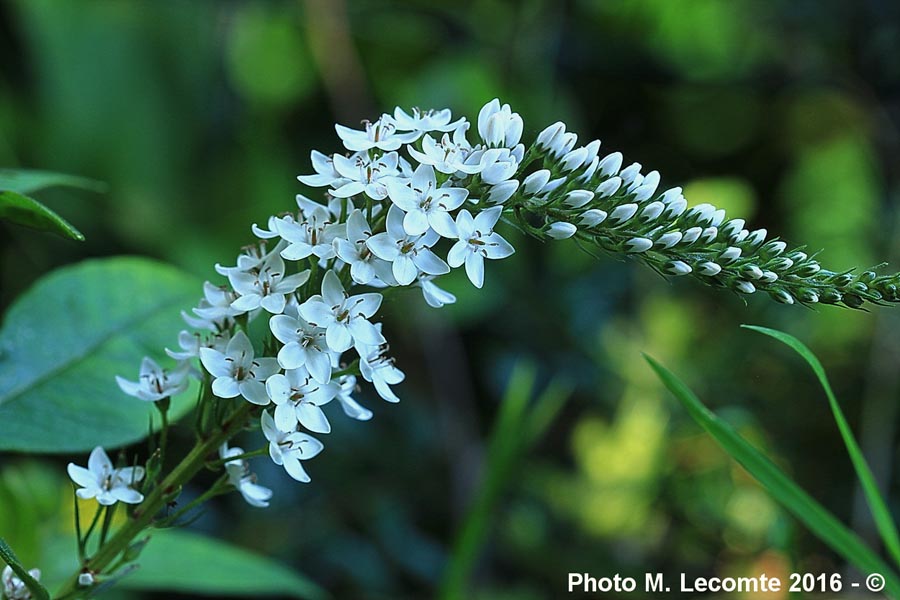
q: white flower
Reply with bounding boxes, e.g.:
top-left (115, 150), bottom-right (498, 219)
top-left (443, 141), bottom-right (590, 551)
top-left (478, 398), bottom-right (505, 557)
top-left (392, 107), bottom-right (463, 135)
top-left (331, 152), bottom-right (400, 200)
top-left (261, 411), bottom-right (324, 483)
top-left (67, 447), bottom-right (145, 506)
top-left (418, 276), bottom-right (457, 308)
top-left (386, 164), bottom-right (467, 237)
top-left (357, 344), bottom-right (405, 403)
top-left (116, 357), bottom-right (191, 402)
top-left (228, 254), bottom-right (310, 315)
top-left (447, 207), bottom-right (515, 288)
top-left (334, 374), bottom-right (372, 420)
top-left (199, 331), bottom-right (279, 405)
top-left (408, 125), bottom-right (481, 175)
top-left (220, 444), bottom-right (273, 508)
top-left (166, 329), bottom-right (230, 361)
top-left (276, 206), bottom-right (344, 262)
top-left (269, 310), bottom-right (333, 384)
top-left (298, 270), bottom-right (385, 352)
top-left (477, 98), bottom-right (523, 148)
top-left (335, 115), bottom-right (419, 152)
top-left (366, 205), bottom-right (450, 285)
top-left (333, 210), bottom-right (394, 286)
top-left (266, 368), bottom-right (339, 433)
top-left (2, 565), bottom-right (42, 600)
top-left (180, 282), bottom-right (241, 331)
top-left (298, 150), bottom-right (344, 188)
top-left (214, 241), bottom-right (285, 277)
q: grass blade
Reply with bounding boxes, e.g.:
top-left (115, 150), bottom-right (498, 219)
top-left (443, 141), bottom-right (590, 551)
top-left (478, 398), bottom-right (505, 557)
top-left (743, 324), bottom-right (900, 569)
top-left (0, 536), bottom-right (50, 600)
top-left (644, 353), bottom-right (900, 596)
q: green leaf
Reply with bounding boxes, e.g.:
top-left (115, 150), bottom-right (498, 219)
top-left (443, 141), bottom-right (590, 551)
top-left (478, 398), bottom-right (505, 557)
top-left (0, 191), bottom-right (85, 241)
top-left (0, 537), bottom-right (50, 600)
top-left (644, 353), bottom-right (900, 597)
top-left (118, 529), bottom-right (326, 599)
top-left (0, 169), bottom-right (105, 195)
top-left (0, 257), bottom-right (200, 452)
top-left (743, 324), bottom-right (900, 569)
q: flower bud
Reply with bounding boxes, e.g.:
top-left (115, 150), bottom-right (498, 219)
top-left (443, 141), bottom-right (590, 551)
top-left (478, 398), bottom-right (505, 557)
top-left (701, 227), bottom-right (718, 243)
top-left (698, 261), bottom-right (722, 276)
top-left (625, 237), bottom-right (653, 253)
top-left (546, 222), bottom-right (577, 239)
top-left (609, 203), bottom-right (638, 224)
top-left (745, 229), bottom-right (767, 247)
top-left (536, 121), bottom-right (565, 150)
top-left (666, 260), bottom-right (692, 276)
top-left (564, 190), bottom-right (594, 208)
top-left (655, 231), bottom-right (683, 248)
top-left (664, 198), bottom-right (687, 218)
top-left (640, 201), bottom-right (665, 222)
top-left (681, 226), bottom-right (702, 244)
top-left (795, 262), bottom-right (822, 277)
top-left (560, 147), bottom-right (588, 172)
top-left (543, 176), bottom-right (567, 194)
top-left (819, 289), bottom-right (843, 303)
top-left (722, 219), bottom-right (745, 240)
top-left (579, 209), bottom-right (607, 227)
top-left (523, 169), bottom-right (552, 195)
top-left (596, 176), bottom-right (622, 198)
top-left (582, 139), bottom-right (601, 164)
top-left (772, 289), bottom-right (795, 304)
top-left (79, 572), bottom-right (95, 587)
top-left (741, 264), bottom-right (764, 279)
top-left (798, 289), bottom-right (819, 303)
top-left (768, 257), bottom-right (794, 271)
top-left (760, 240), bottom-right (787, 258)
top-left (619, 162), bottom-right (642, 185)
top-left (598, 152), bottom-right (623, 176)
top-left (831, 272), bottom-right (854, 286)
top-left (486, 180), bottom-right (519, 204)
top-left (759, 270), bottom-right (778, 283)
top-left (735, 280), bottom-right (756, 294)
top-left (720, 247), bottom-right (742, 263)
top-left (860, 270), bottom-right (877, 283)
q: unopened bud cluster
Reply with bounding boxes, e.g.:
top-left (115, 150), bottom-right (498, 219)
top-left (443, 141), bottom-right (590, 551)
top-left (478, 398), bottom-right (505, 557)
top-left (515, 121), bottom-right (900, 308)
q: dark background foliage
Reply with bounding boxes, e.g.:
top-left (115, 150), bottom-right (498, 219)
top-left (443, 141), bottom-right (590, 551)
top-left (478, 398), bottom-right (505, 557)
top-left (2, 1), bottom-right (900, 598)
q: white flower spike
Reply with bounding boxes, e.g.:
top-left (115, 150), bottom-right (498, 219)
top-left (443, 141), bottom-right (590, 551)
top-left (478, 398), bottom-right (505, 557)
top-left (67, 447), bottom-right (145, 506)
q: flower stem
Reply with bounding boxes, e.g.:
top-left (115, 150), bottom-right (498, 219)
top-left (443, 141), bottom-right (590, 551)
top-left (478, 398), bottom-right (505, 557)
top-left (55, 402), bottom-right (255, 599)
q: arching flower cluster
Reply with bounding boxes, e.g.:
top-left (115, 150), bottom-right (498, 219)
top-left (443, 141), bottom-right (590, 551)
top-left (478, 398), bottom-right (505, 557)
top-left (96, 97), bottom-right (900, 508)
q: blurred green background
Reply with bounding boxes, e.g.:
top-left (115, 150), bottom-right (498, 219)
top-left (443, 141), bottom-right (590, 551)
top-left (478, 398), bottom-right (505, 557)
top-left (2, 0), bottom-right (900, 598)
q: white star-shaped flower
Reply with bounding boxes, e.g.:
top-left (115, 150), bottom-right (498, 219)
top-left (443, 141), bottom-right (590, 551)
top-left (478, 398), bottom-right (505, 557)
top-left (261, 410), bottom-right (324, 483)
top-left (408, 124), bottom-right (481, 175)
top-left (335, 115), bottom-right (419, 152)
top-left (386, 164), bottom-right (467, 237)
top-left (219, 444), bottom-right (273, 508)
top-left (116, 357), bottom-right (191, 402)
top-left (333, 209), bottom-right (392, 286)
top-left (199, 331), bottom-right (279, 405)
top-left (228, 254), bottom-right (309, 315)
top-left (333, 374), bottom-right (372, 421)
top-left (447, 207), bottom-right (515, 288)
top-left (266, 367), bottom-right (339, 433)
top-left (297, 150), bottom-right (346, 188)
top-left (67, 447), bottom-right (145, 506)
top-left (392, 107), bottom-right (464, 136)
top-left (357, 342), bottom-right (405, 403)
top-left (366, 205), bottom-right (450, 286)
top-left (2, 565), bottom-right (42, 600)
top-left (417, 276), bottom-right (457, 308)
top-left (275, 206), bottom-right (344, 263)
top-left (269, 307), bottom-right (334, 384)
top-left (331, 152), bottom-right (400, 200)
top-left (298, 271), bottom-right (385, 353)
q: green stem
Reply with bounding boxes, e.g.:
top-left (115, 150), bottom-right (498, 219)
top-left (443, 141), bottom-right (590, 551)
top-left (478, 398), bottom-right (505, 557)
top-left (54, 402), bottom-right (255, 599)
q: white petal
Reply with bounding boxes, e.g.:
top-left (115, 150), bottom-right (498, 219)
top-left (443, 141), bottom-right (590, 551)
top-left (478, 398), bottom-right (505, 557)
top-left (464, 252), bottom-right (485, 288)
